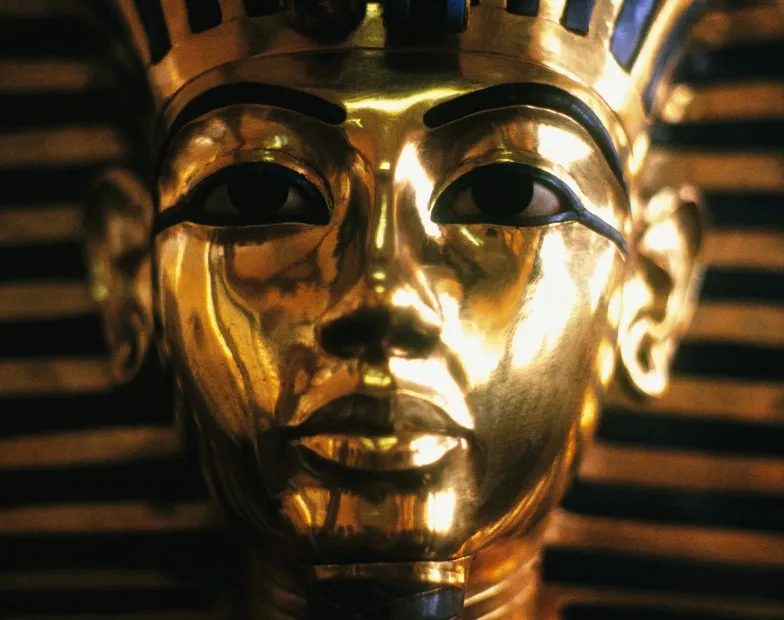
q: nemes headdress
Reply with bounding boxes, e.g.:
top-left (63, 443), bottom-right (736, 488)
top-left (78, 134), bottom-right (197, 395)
top-left (114, 0), bottom-right (705, 178)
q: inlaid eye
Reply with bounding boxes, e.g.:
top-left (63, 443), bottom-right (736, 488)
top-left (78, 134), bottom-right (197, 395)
top-left (179, 162), bottom-right (329, 227)
top-left (431, 163), bottom-right (573, 226)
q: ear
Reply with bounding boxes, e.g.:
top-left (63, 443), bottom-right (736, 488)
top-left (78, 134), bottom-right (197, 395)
top-left (618, 185), bottom-right (704, 398)
top-left (84, 169), bottom-right (154, 385)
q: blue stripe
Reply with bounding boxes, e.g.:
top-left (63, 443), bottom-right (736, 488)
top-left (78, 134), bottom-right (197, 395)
top-left (445, 0), bottom-right (468, 31)
top-left (610, 0), bottom-right (662, 69)
top-left (642, 0), bottom-right (706, 112)
top-left (562, 0), bottom-right (597, 35)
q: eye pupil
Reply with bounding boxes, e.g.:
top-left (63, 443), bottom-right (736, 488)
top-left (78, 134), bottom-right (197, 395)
top-left (430, 162), bottom-right (568, 227)
top-left (226, 169), bottom-right (290, 218)
top-left (470, 167), bottom-right (535, 217)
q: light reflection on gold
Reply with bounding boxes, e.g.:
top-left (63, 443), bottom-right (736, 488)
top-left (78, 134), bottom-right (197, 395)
top-left (388, 357), bottom-right (474, 430)
top-left (345, 88), bottom-right (463, 116)
top-left (608, 287), bottom-right (623, 328)
top-left (373, 190), bottom-right (389, 251)
top-left (362, 367), bottom-right (393, 389)
top-left (390, 287), bottom-right (442, 332)
top-left (590, 244), bottom-right (620, 310)
top-left (395, 143), bottom-right (441, 240)
top-left (459, 226), bottom-right (483, 247)
top-left (511, 234), bottom-right (576, 368)
top-left (597, 338), bottom-right (616, 387)
top-left (629, 132), bottom-right (652, 179)
top-left (142, 80), bottom-right (700, 598)
top-left (661, 84), bottom-right (696, 124)
top-left (536, 124), bottom-right (592, 164)
top-left (579, 386), bottom-right (601, 451)
top-left (426, 490), bottom-right (457, 535)
top-left (437, 292), bottom-right (499, 388)
top-left (96, 0), bottom-right (707, 614)
top-left (314, 556), bottom-right (471, 587)
top-left (295, 434), bottom-right (464, 470)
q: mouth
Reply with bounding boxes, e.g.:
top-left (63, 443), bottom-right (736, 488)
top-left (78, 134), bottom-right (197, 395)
top-left (287, 394), bottom-right (471, 472)
top-left (294, 433), bottom-right (468, 471)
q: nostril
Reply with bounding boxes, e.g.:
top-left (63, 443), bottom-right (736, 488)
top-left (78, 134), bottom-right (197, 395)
top-left (386, 324), bottom-right (439, 358)
top-left (318, 308), bottom-right (439, 360)
top-left (319, 309), bottom-right (391, 360)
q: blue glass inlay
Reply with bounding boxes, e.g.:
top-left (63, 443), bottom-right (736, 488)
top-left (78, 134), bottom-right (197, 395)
top-left (610, 0), bottom-right (662, 69)
top-left (562, 0), bottom-right (597, 35)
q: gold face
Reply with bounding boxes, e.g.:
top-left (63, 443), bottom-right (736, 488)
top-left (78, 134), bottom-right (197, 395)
top-left (152, 51), bottom-right (634, 563)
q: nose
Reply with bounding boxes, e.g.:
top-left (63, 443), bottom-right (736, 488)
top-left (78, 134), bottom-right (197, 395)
top-left (317, 166), bottom-right (442, 361)
top-left (318, 306), bottom-right (440, 361)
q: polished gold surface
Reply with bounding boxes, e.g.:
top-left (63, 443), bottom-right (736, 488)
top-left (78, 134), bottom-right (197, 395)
top-left (79, 0), bottom-right (709, 617)
top-left (151, 91), bottom-right (632, 562)
top-left (3, 2), bottom-right (782, 615)
top-left (112, 0), bottom-right (705, 167)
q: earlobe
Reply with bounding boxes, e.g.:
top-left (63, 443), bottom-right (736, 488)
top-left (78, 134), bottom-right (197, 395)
top-left (618, 185), bottom-right (704, 398)
top-left (84, 169), bottom-right (155, 385)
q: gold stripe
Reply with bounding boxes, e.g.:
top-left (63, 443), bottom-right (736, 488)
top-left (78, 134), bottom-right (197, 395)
top-left (0, 60), bottom-right (103, 94)
top-left (220, 0), bottom-right (245, 21)
top-left (689, 303), bottom-right (784, 346)
top-left (579, 443), bottom-right (784, 494)
top-left (662, 82), bottom-right (784, 123)
top-left (545, 509), bottom-right (784, 566)
top-left (585, 0), bottom-right (624, 45)
top-left (0, 282), bottom-right (94, 320)
top-left (693, 5), bottom-right (784, 47)
top-left (704, 230), bottom-right (784, 270)
top-left (0, 501), bottom-right (216, 534)
top-left (540, 585), bottom-right (784, 620)
top-left (162, 0), bottom-right (191, 42)
top-left (0, 358), bottom-right (111, 395)
top-left (0, 205), bottom-right (82, 246)
top-left (646, 150), bottom-right (784, 193)
top-left (606, 377), bottom-right (784, 424)
top-left (0, 426), bottom-right (182, 469)
top-left (537, 0), bottom-right (569, 24)
top-left (0, 127), bottom-right (127, 167)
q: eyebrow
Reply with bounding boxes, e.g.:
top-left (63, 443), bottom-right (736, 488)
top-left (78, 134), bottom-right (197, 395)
top-left (168, 82), bottom-right (346, 136)
top-left (157, 82), bottom-right (347, 178)
top-left (423, 83), bottom-right (626, 189)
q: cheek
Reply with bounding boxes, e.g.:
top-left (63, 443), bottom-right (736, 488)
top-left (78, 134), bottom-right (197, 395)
top-left (154, 223), bottom-right (356, 437)
top-left (155, 230), bottom-right (280, 439)
top-left (458, 223), bottom-right (624, 478)
top-left (436, 224), bottom-right (543, 389)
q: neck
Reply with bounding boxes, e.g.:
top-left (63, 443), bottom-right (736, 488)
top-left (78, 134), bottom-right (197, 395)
top-left (244, 536), bottom-right (540, 619)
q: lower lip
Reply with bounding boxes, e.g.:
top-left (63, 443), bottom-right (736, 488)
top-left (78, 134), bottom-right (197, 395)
top-left (293, 434), bottom-right (467, 471)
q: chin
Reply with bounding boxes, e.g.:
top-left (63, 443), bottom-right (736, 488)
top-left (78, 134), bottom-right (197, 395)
top-left (263, 440), bottom-right (481, 563)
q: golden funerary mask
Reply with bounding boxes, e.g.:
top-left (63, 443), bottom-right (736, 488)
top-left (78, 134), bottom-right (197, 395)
top-left (88, 0), bottom-right (704, 615)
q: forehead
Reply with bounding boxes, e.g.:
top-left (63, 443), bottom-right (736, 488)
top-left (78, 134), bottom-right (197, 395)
top-left (162, 50), bottom-right (628, 195)
top-left (164, 49), bottom-right (625, 148)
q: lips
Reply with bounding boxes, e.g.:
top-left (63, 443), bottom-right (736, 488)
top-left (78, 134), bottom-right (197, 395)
top-left (287, 394), bottom-right (471, 471)
top-left (294, 434), bottom-right (467, 471)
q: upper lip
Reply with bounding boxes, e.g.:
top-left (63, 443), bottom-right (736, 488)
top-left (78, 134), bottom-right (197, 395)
top-left (285, 393), bottom-right (472, 440)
